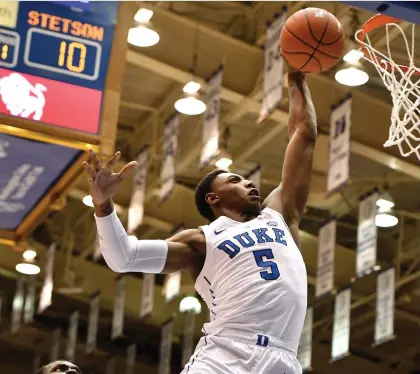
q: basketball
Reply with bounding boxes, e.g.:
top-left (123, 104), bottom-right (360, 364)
top-left (280, 8), bottom-right (345, 73)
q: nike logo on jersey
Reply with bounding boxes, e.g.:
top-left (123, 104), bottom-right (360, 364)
top-left (214, 228), bottom-right (226, 235)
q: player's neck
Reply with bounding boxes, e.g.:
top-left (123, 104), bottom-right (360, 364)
top-left (216, 208), bottom-right (257, 223)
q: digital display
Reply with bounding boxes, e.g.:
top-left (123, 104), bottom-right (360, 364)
top-left (0, 133), bottom-right (81, 230)
top-left (0, 1), bottom-right (118, 134)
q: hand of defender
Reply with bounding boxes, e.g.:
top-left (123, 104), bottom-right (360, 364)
top-left (82, 149), bottom-right (137, 206)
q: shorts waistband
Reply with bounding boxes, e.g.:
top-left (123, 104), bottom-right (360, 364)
top-left (214, 328), bottom-right (297, 356)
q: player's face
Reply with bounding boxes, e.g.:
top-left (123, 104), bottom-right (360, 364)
top-left (44, 361), bottom-right (81, 374)
top-left (209, 173), bottom-right (261, 216)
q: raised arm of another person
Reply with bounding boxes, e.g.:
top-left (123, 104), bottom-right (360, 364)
top-left (83, 150), bottom-right (205, 275)
top-left (262, 70), bottom-right (317, 245)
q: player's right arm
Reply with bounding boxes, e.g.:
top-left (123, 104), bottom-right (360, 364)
top-left (83, 150), bottom-right (205, 274)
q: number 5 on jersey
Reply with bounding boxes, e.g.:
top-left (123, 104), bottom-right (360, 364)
top-left (253, 249), bottom-right (280, 280)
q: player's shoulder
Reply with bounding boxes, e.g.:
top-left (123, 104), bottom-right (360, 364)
top-left (167, 228), bottom-right (206, 253)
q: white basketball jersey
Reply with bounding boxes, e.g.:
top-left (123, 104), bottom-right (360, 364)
top-left (195, 207), bottom-right (307, 350)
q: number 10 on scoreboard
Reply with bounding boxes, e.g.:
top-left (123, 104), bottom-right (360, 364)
top-left (24, 28), bottom-right (101, 81)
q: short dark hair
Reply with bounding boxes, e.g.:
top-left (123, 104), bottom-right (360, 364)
top-left (195, 169), bottom-right (228, 221)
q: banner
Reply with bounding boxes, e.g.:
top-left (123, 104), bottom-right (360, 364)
top-left (200, 67), bottom-right (223, 168)
top-left (39, 242), bottom-right (56, 313)
top-left (331, 288), bottom-right (351, 361)
top-left (50, 328), bottom-right (61, 362)
top-left (259, 12), bottom-right (286, 122)
top-left (86, 292), bottom-right (100, 354)
top-left (112, 276), bottom-right (125, 339)
top-left (158, 320), bottom-right (173, 374)
top-left (128, 145), bottom-right (149, 233)
top-left (126, 344), bottom-right (137, 374)
top-left (246, 164), bottom-right (262, 192)
top-left (106, 357), bottom-right (116, 374)
top-left (356, 191), bottom-right (378, 277)
top-left (182, 312), bottom-right (195, 366)
top-left (315, 219), bottom-right (336, 298)
top-left (327, 96), bottom-right (352, 194)
top-left (93, 233), bottom-right (102, 261)
top-left (140, 273), bottom-right (155, 318)
top-left (298, 307), bottom-right (313, 372)
top-left (11, 275), bottom-right (25, 334)
top-left (24, 276), bottom-right (37, 324)
top-left (160, 113), bottom-right (180, 202)
top-left (164, 272), bottom-right (181, 303)
top-left (66, 311), bottom-right (79, 362)
top-left (375, 267), bottom-right (395, 345)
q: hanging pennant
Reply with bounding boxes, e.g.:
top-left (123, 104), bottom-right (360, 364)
top-left (125, 344), bottom-right (137, 374)
top-left (375, 267), bottom-right (395, 345)
top-left (246, 164), bottom-right (262, 192)
top-left (86, 292), bottom-right (100, 354)
top-left (164, 272), bottom-right (181, 303)
top-left (327, 95), bottom-right (352, 195)
top-left (200, 66), bottom-right (223, 168)
top-left (315, 219), bottom-right (336, 298)
top-left (356, 191), bottom-right (378, 278)
top-left (160, 113), bottom-right (180, 202)
top-left (331, 287), bottom-right (351, 362)
top-left (11, 275), bottom-right (25, 334)
top-left (259, 11), bottom-right (286, 122)
top-left (112, 276), bottom-right (125, 339)
top-left (140, 273), bottom-right (155, 319)
top-left (50, 328), bottom-right (61, 362)
top-left (24, 276), bottom-right (37, 324)
top-left (181, 312), bottom-right (195, 366)
top-left (66, 311), bottom-right (79, 362)
top-left (158, 319), bottom-right (173, 374)
top-left (39, 243), bottom-right (56, 313)
top-left (128, 145), bottom-right (149, 233)
top-left (297, 307), bottom-right (313, 372)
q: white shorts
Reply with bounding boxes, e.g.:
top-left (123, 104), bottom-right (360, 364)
top-left (180, 329), bottom-right (302, 374)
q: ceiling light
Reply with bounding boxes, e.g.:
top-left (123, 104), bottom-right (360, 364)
top-left (134, 8), bottom-right (153, 23)
top-left (335, 66), bottom-right (369, 86)
top-left (128, 25), bottom-right (160, 47)
top-left (343, 49), bottom-right (364, 64)
top-left (215, 157), bottom-right (233, 170)
top-left (82, 195), bottom-right (94, 207)
top-left (183, 81), bottom-right (201, 94)
top-left (179, 296), bottom-right (201, 315)
top-left (16, 262), bottom-right (40, 275)
top-left (23, 249), bottom-right (37, 261)
top-left (376, 190), bottom-right (395, 210)
top-left (175, 96), bottom-right (206, 115)
top-left (375, 212), bottom-right (398, 228)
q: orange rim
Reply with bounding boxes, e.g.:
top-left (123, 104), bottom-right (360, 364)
top-left (357, 13), bottom-right (417, 74)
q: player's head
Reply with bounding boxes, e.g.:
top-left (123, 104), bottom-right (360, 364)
top-left (195, 169), bottom-right (260, 221)
top-left (36, 361), bottom-right (81, 374)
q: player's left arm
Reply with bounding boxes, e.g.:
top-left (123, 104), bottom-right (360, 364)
top-left (262, 71), bottom-right (317, 245)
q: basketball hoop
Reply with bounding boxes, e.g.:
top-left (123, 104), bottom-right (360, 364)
top-left (355, 14), bottom-right (420, 160)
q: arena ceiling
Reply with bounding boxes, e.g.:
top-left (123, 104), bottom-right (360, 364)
top-left (1, 1), bottom-right (420, 373)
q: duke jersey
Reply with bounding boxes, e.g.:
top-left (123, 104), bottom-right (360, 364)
top-left (195, 207), bottom-right (307, 351)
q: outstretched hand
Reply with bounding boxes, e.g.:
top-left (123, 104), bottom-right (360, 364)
top-left (82, 149), bottom-right (137, 206)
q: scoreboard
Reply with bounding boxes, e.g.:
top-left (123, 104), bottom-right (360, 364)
top-left (0, 1), bottom-right (119, 135)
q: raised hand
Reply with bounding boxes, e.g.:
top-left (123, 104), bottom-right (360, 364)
top-left (82, 149), bottom-right (137, 206)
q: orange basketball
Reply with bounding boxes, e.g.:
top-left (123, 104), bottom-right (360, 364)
top-left (280, 8), bottom-right (345, 73)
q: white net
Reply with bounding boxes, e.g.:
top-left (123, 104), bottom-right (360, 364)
top-left (355, 22), bottom-right (420, 159)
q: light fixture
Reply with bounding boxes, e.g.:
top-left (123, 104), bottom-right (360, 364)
top-left (128, 8), bottom-right (159, 47)
top-left (343, 49), bottom-right (364, 64)
top-left (215, 157), bottom-right (233, 169)
top-left (174, 80), bottom-right (206, 115)
top-left (82, 195), bottom-right (94, 207)
top-left (23, 249), bottom-right (37, 261)
top-left (16, 249), bottom-right (40, 275)
top-left (335, 64), bottom-right (369, 86)
top-left (375, 206), bottom-right (398, 228)
top-left (179, 296), bottom-right (202, 315)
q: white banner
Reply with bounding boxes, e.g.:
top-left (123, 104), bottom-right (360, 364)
top-left (160, 113), bottom-right (180, 202)
top-left (331, 288), bottom-right (351, 361)
top-left (24, 276), bottom-right (37, 324)
top-left (106, 357), bottom-right (116, 374)
top-left (159, 320), bottom-right (173, 374)
top-left (357, 191), bottom-right (378, 277)
top-left (112, 276), bottom-right (125, 340)
top-left (375, 267), bottom-right (395, 345)
top-left (126, 344), bottom-right (137, 374)
top-left (200, 67), bottom-right (223, 168)
top-left (327, 97), bottom-right (352, 194)
top-left (140, 273), bottom-right (155, 318)
top-left (260, 13), bottom-right (286, 122)
top-left (50, 328), bottom-right (61, 362)
top-left (164, 272), bottom-right (181, 303)
top-left (182, 312), bottom-right (195, 366)
top-left (93, 233), bottom-right (102, 261)
top-left (128, 145), bottom-right (149, 233)
top-left (39, 243), bottom-right (56, 313)
top-left (66, 311), bottom-right (79, 362)
top-left (11, 275), bottom-right (25, 334)
top-left (316, 219), bottom-right (336, 298)
top-left (86, 292), bottom-right (100, 354)
top-left (246, 164), bottom-right (262, 192)
top-left (298, 307), bottom-right (313, 372)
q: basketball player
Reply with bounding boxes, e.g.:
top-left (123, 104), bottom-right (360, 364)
top-left (83, 67), bottom-right (316, 373)
top-left (36, 360), bottom-right (81, 374)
